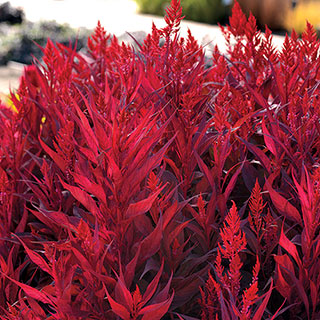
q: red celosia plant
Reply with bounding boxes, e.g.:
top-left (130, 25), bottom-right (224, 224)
top-left (0, 0), bottom-right (319, 319)
top-left (200, 201), bottom-right (273, 320)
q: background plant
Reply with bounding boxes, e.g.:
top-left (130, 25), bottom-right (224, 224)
top-left (134, 0), bottom-right (230, 25)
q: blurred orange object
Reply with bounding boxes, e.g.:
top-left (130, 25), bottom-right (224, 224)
top-left (285, 1), bottom-right (320, 33)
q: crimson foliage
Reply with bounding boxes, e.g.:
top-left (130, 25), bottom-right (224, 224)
top-left (0, 1), bottom-right (319, 319)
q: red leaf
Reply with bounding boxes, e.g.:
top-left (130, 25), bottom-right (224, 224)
top-left (123, 135), bottom-right (176, 197)
top-left (104, 151), bottom-right (122, 185)
top-left (152, 272), bottom-right (173, 304)
top-left (252, 280), bottom-right (273, 320)
top-left (274, 254), bottom-right (294, 299)
top-left (122, 110), bottom-right (160, 169)
top-left (293, 172), bottom-right (311, 211)
top-left (223, 161), bottom-right (244, 200)
top-left (233, 110), bottom-right (257, 132)
top-left (275, 254), bottom-right (310, 318)
top-left (167, 220), bottom-right (190, 249)
top-left (1, 273), bottom-right (54, 305)
top-left (105, 288), bottom-right (130, 320)
top-left (142, 260), bottom-right (164, 304)
top-left (39, 138), bottom-right (66, 172)
top-left (126, 188), bottom-right (163, 219)
top-left (124, 246), bottom-right (141, 288)
top-left (219, 290), bottom-right (231, 320)
top-left (265, 177), bottom-right (301, 224)
top-left (71, 247), bottom-right (94, 273)
top-left (13, 235), bottom-right (51, 275)
top-left (73, 173), bottom-right (107, 204)
top-left (163, 201), bottom-right (179, 230)
top-left (239, 137), bottom-right (272, 174)
top-left (261, 118), bottom-right (278, 158)
top-left (173, 313), bottom-right (199, 320)
top-left (292, 172), bottom-right (314, 239)
top-left (26, 297), bottom-right (47, 318)
top-left (140, 292), bottom-right (174, 320)
top-left (30, 208), bottom-right (75, 231)
top-left (274, 254), bottom-right (295, 275)
top-left (60, 179), bottom-right (102, 219)
top-left (163, 199), bottom-right (188, 230)
top-left (279, 226), bottom-right (302, 268)
top-left (15, 206), bottom-right (28, 233)
top-left (72, 95), bottom-right (99, 157)
top-left (115, 275), bottom-right (133, 312)
top-left (140, 216), bottom-right (163, 262)
top-left (194, 150), bottom-right (215, 191)
top-left (310, 280), bottom-right (318, 313)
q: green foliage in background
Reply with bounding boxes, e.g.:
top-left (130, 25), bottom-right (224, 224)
top-left (135, 0), bottom-right (230, 24)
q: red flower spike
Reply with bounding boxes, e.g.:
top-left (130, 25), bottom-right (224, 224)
top-left (228, 1), bottom-right (247, 37)
top-left (248, 178), bottom-right (265, 237)
top-left (220, 201), bottom-right (247, 259)
top-left (163, 0), bottom-right (185, 36)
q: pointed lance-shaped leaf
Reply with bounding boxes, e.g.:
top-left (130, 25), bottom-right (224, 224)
top-left (265, 176), bottom-right (302, 225)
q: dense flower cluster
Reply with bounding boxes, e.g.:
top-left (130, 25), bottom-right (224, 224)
top-left (0, 1), bottom-right (319, 319)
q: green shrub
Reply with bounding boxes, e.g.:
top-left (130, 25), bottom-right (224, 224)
top-left (135, 0), bottom-right (230, 24)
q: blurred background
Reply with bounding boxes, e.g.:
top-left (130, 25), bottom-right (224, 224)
top-left (136, 0), bottom-right (320, 33)
top-left (0, 0), bottom-right (319, 95)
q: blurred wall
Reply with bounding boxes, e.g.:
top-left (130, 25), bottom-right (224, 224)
top-left (238, 0), bottom-right (291, 30)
